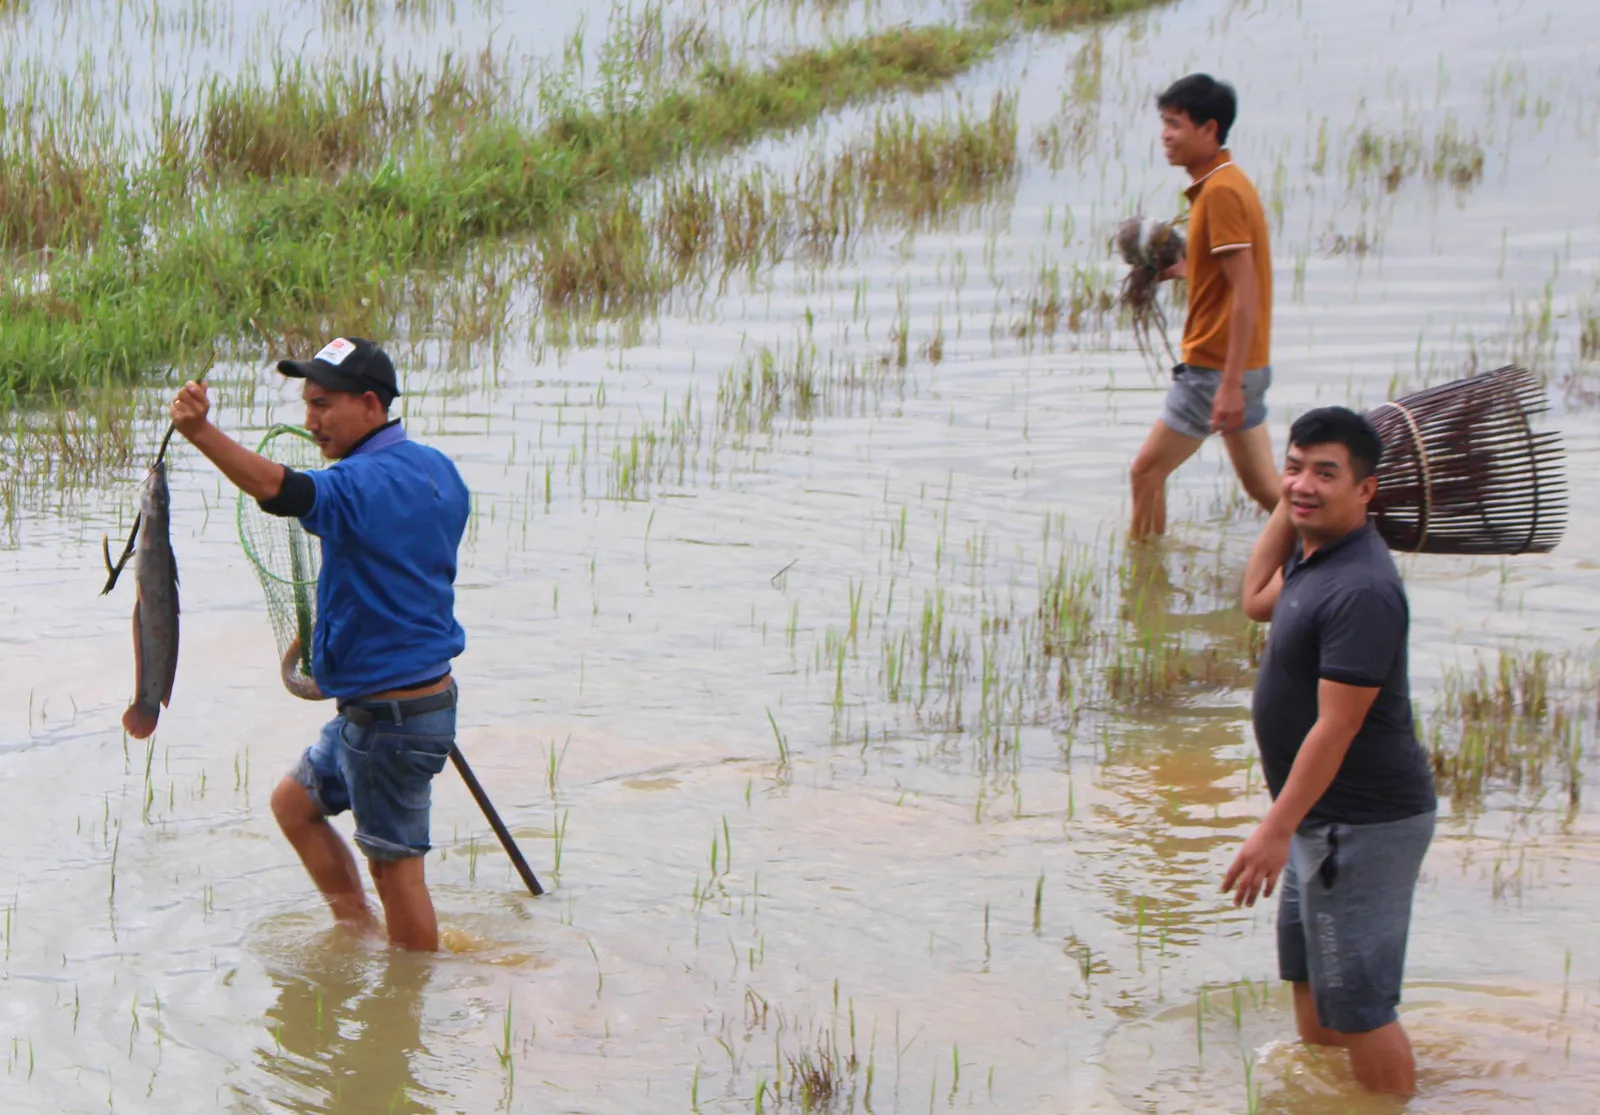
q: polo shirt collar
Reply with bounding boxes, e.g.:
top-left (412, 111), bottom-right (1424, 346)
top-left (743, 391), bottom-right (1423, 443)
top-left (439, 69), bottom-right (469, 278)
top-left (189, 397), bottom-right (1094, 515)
top-left (343, 418), bottom-right (406, 459)
top-left (1185, 148), bottom-right (1234, 200)
top-left (1286, 520), bottom-right (1375, 576)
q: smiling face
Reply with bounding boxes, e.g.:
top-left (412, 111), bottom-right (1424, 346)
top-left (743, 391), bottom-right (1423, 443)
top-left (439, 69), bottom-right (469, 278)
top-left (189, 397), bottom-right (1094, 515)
top-left (1282, 441), bottom-right (1378, 547)
top-left (302, 381), bottom-right (388, 459)
top-left (1159, 107), bottom-right (1220, 174)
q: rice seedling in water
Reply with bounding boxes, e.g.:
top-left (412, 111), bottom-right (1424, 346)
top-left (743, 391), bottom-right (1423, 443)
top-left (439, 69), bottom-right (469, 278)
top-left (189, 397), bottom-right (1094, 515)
top-left (1344, 120), bottom-right (1486, 195)
top-left (1427, 647), bottom-right (1595, 810)
top-left (0, 388), bottom-right (143, 531)
top-left (1031, 32), bottom-right (1105, 170)
top-left (1001, 261), bottom-right (1118, 351)
top-left (716, 341), bottom-right (897, 434)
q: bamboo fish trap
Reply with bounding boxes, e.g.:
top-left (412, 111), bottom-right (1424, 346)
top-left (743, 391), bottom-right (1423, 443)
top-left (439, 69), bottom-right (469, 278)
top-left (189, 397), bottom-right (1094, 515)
top-left (1366, 365), bottom-right (1565, 555)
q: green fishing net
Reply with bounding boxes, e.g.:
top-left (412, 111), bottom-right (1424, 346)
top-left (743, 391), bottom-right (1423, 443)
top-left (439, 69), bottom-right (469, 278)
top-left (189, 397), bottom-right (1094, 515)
top-left (237, 425), bottom-right (323, 699)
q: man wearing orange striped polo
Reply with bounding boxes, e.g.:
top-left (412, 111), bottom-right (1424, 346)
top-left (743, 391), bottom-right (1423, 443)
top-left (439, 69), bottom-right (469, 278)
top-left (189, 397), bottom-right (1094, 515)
top-left (1129, 74), bottom-right (1279, 540)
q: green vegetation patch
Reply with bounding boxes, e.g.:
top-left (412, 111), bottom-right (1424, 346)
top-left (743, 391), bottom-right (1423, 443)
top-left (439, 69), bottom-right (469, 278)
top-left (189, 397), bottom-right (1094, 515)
top-left (1, 0), bottom-right (1173, 401)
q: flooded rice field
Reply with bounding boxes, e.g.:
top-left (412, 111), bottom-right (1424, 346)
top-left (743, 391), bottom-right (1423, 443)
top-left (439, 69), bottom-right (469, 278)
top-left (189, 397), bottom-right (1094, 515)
top-left (2, 0), bottom-right (1599, 1111)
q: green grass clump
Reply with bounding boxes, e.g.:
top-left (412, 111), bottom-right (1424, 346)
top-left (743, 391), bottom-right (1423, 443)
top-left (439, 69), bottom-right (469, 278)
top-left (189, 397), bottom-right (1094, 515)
top-left (0, 137), bottom-right (120, 252)
top-left (1427, 648), bottom-right (1592, 810)
top-left (972, 0), bottom-right (1162, 31)
top-left (534, 91), bottom-right (1019, 313)
top-left (195, 53), bottom-right (508, 184)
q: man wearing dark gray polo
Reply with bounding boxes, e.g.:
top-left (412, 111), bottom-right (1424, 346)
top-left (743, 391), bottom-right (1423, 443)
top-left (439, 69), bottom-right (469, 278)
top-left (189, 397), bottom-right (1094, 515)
top-left (1224, 406), bottom-right (1436, 1096)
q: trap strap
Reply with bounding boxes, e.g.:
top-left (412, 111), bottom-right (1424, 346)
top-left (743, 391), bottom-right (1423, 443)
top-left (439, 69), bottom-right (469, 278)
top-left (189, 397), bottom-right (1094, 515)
top-left (1375, 399), bottom-right (1431, 552)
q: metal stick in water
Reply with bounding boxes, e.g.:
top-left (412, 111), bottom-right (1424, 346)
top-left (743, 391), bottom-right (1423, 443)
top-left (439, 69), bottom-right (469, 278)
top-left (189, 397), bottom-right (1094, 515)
top-left (449, 746), bottom-right (545, 897)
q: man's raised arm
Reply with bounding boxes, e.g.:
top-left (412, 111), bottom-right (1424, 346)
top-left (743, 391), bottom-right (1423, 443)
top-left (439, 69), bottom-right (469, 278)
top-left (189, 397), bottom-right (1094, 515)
top-left (171, 380), bottom-right (286, 502)
top-left (1242, 498), bottom-right (1294, 622)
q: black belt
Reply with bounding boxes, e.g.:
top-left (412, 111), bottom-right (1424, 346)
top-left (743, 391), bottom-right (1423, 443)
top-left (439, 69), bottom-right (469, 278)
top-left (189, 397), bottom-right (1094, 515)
top-left (338, 681), bottom-right (457, 727)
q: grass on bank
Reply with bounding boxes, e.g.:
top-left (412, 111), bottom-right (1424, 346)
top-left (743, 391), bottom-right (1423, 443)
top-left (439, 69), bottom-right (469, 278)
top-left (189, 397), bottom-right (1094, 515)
top-left (0, 23), bottom-right (1003, 397)
top-left (0, 0), bottom-right (1179, 400)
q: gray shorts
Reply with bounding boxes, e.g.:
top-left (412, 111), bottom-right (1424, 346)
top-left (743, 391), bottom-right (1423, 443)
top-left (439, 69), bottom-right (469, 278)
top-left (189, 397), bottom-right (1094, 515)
top-left (1159, 364), bottom-right (1272, 439)
top-left (1277, 810), bottom-right (1434, 1033)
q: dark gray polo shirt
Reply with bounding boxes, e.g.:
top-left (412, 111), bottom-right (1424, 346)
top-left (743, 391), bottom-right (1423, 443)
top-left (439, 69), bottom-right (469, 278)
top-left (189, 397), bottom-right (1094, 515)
top-left (1251, 522), bottom-right (1437, 825)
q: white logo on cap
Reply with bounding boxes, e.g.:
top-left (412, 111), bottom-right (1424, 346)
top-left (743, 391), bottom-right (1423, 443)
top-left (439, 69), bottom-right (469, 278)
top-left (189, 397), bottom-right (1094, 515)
top-left (314, 338), bottom-right (357, 366)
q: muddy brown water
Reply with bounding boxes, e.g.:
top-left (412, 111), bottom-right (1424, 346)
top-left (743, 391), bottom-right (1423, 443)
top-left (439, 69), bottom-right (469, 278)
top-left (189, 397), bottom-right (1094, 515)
top-left (2, 0), bottom-right (1599, 1111)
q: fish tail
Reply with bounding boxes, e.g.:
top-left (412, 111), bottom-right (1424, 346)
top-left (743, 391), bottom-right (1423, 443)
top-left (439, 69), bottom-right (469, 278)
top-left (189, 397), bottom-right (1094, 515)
top-left (122, 704), bottom-right (158, 739)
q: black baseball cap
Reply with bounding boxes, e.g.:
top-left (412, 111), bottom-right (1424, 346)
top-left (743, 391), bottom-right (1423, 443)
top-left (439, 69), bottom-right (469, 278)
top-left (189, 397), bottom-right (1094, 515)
top-left (277, 337), bottom-right (401, 408)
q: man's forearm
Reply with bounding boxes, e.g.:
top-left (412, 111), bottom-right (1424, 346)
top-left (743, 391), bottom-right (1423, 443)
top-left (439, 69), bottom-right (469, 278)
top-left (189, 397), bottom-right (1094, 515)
top-left (1216, 247), bottom-right (1260, 384)
top-left (1223, 296), bottom-right (1257, 383)
top-left (1241, 500), bottom-right (1294, 617)
top-left (185, 422), bottom-right (286, 501)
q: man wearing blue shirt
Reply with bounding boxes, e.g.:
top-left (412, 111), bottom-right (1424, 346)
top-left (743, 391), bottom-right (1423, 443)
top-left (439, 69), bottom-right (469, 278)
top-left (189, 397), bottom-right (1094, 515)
top-left (172, 338), bottom-right (470, 951)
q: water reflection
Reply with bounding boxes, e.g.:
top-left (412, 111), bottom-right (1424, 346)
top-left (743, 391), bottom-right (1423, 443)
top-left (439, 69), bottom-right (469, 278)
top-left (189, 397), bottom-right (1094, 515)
top-left (1101, 979), bottom-right (1600, 1114)
top-left (255, 939), bottom-right (436, 1115)
top-left (1083, 540), bottom-right (1260, 950)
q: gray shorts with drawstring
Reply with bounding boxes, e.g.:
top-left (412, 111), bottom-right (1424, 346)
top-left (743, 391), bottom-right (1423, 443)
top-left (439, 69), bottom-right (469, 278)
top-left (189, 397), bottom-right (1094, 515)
top-left (1277, 810), bottom-right (1435, 1033)
top-left (1160, 364), bottom-right (1272, 439)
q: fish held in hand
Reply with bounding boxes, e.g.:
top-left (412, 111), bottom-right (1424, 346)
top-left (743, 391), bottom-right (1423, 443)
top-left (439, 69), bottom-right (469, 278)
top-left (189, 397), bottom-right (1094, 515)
top-left (121, 461), bottom-right (180, 739)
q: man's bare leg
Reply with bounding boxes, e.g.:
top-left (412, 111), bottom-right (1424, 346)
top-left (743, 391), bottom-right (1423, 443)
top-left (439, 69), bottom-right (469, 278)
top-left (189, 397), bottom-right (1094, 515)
top-left (1129, 420), bottom-right (1204, 540)
top-left (369, 857), bottom-right (439, 952)
top-left (1343, 1020), bottom-right (1417, 1096)
top-left (1292, 983), bottom-right (1417, 1096)
top-left (1221, 423), bottom-right (1279, 514)
top-left (1290, 981), bottom-right (1347, 1047)
top-left (270, 777), bottom-right (381, 938)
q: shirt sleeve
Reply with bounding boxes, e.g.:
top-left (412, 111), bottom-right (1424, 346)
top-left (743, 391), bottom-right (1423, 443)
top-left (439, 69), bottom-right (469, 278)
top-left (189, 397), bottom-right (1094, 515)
top-left (1318, 585), bottom-right (1406, 688)
top-left (256, 467), bottom-right (315, 519)
top-left (298, 465), bottom-right (359, 540)
top-left (1202, 182), bottom-right (1254, 255)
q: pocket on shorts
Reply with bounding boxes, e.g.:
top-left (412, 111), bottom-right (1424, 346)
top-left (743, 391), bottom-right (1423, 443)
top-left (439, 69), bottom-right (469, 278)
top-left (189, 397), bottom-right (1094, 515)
top-left (374, 732), bottom-right (454, 813)
top-left (338, 716), bottom-right (373, 755)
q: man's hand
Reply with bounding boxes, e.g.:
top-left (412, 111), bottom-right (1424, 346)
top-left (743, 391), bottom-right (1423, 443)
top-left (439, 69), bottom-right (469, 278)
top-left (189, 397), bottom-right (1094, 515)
top-left (1221, 822), bottom-right (1293, 907)
top-left (1158, 256), bottom-right (1187, 282)
top-left (171, 380), bottom-right (212, 440)
top-left (1211, 380), bottom-right (1246, 434)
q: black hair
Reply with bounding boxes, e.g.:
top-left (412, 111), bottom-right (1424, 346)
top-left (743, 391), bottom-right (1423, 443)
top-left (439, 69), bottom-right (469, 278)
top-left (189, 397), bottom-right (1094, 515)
top-left (1288, 406), bottom-right (1383, 481)
top-left (1156, 74), bottom-right (1237, 145)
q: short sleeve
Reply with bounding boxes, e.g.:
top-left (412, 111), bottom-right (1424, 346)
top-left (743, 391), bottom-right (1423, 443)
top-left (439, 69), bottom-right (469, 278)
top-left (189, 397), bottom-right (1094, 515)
top-left (1203, 183), bottom-right (1254, 255)
top-left (299, 466), bottom-right (357, 540)
top-left (257, 467), bottom-right (315, 519)
top-left (1318, 586), bottom-right (1406, 688)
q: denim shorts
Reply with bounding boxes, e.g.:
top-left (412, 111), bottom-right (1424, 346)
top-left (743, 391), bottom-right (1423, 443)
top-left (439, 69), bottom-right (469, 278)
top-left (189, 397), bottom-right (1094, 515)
top-left (291, 692), bottom-right (457, 862)
top-left (1277, 810), bottom-right (1435, 1033)
top-left (1159, 364), bottom-right (1272, 439)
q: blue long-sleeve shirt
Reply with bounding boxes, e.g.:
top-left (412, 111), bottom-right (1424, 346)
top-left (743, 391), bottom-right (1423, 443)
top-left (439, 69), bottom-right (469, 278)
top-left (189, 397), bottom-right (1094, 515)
top-left (263, 421), bottom-right (469, 699)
